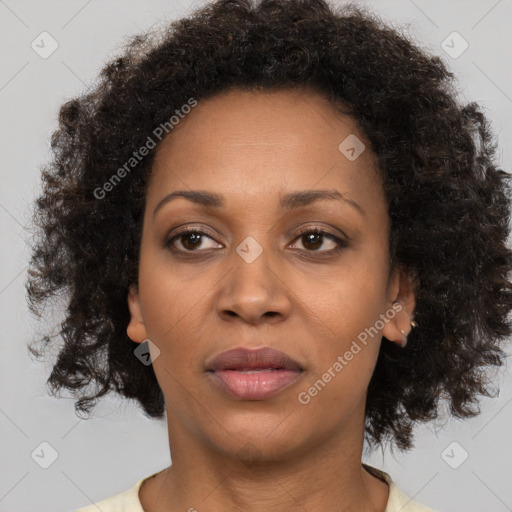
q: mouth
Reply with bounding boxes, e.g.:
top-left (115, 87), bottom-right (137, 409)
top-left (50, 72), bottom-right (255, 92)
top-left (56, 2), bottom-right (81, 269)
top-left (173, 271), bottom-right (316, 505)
top-left (205, 346), bottom-right (304, 400)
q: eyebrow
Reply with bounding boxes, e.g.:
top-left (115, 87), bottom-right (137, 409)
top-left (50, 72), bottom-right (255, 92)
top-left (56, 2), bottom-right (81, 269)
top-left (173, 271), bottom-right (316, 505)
top-left (153, 189), bottom-right (365, 218)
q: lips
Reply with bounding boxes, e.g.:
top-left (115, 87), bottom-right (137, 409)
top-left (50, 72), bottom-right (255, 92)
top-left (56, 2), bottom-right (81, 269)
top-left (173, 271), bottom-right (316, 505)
top-left (205, 346), bottom-right (303, 372)
top-left (205, 346), bottom-right (304, 400)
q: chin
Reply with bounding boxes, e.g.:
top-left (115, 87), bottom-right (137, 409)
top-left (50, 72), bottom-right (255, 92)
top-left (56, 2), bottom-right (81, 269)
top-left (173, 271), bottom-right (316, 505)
top-left (206, 422), bottom-right (307, 464)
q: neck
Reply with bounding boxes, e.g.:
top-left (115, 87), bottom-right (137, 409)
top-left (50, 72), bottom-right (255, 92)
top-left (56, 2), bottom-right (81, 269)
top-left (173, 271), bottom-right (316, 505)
top-left (140, 407), bottom-right (389, 512)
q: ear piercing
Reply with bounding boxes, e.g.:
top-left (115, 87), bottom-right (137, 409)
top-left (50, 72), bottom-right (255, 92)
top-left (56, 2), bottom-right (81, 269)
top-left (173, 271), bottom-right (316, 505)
top-left (399, 329), bottom-right (408, 347)
top-left (400, 318), bottom-right (417, 347)
top-left (393, 301), bottom-right (417, 347)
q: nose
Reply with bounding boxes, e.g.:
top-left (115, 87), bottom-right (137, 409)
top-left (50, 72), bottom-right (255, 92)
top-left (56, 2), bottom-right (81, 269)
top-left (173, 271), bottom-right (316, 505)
top-left (215, 243), bottom-right (292, 325)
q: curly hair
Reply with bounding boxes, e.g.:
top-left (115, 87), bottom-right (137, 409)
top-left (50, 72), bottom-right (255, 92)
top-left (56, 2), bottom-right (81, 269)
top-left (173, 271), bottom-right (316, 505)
top-left (25, 0), bottom-right (512, 451)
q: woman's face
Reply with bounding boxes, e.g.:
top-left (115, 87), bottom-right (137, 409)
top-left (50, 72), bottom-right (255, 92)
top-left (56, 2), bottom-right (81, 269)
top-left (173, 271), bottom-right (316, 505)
top-left (128, 87), bottom-right (412, 462)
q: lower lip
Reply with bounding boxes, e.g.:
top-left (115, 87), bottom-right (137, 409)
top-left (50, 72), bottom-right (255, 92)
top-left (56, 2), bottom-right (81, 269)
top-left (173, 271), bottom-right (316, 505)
top-left (207, 369), bottom-right (303, 400)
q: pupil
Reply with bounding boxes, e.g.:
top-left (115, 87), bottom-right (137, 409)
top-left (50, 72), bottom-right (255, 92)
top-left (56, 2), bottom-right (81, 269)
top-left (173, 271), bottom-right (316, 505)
top-left (304, 233), bottom-right (322, 250)
top-left (183, 233), bottom-right (202, 250)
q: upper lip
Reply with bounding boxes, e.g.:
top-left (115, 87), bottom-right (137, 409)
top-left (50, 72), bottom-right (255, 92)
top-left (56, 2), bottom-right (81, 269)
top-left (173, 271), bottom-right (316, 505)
top-left (206, 346), bottom-right (303, 372)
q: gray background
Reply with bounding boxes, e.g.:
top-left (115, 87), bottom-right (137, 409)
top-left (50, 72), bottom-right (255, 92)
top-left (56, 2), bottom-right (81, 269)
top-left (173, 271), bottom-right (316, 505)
top-left (1, 0), bottom-right (511, 511)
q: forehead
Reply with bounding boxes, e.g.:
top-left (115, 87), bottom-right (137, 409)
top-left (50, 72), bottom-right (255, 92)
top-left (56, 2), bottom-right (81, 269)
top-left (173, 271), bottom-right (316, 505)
top-left (147, 87), bottom-right (384, 215)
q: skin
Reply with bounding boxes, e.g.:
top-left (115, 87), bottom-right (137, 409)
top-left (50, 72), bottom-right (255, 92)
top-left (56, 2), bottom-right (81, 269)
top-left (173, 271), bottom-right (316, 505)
top-left (127, 86), bottom-right (416, 512)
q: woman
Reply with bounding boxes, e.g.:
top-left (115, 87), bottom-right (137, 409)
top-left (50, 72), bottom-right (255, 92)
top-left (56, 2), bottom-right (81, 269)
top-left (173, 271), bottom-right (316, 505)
top-left (25, 0), bottom-right (512, 511)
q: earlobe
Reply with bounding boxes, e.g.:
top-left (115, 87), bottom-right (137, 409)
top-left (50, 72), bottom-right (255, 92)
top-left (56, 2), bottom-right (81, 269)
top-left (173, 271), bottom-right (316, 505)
top-left (382, 267), bottom-right (417, 347)
top-left (127, 285), bottom-right (148, 343)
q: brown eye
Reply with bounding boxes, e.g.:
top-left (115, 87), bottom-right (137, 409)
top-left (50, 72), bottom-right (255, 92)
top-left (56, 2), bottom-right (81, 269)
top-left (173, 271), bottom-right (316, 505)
top-left (179, 232), bottom-right (203, 251)
top-left (291, 228), bottom-right (347, 253)
top-left (166, 229), bottom-right (221, 252)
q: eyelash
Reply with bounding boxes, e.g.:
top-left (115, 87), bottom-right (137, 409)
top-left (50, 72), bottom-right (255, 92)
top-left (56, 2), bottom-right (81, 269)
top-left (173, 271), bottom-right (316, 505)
top-left (165, 226), bottom-right (348, 255)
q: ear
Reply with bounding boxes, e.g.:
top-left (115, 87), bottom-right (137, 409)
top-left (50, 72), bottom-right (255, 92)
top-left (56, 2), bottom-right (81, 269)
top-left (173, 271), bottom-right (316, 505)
top-left (127, 284), bottom-right (148, 344)
top-left (381, 265), bottom-right (417, 347)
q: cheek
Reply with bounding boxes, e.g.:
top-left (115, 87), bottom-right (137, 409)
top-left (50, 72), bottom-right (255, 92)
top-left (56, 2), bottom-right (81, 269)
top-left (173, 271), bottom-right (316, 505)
top-left (298, 246), bottom-right (388, 400)
top-left (297, 291), bottom-right (384, 423)
top-left (138, 240), bottom-right (210, 332)
top-left (137, 266), bottom-right (208, 382)
top-left (310, 250), bottom-right (389, 341)
top-left (140, 285), bottom-right (205, 371)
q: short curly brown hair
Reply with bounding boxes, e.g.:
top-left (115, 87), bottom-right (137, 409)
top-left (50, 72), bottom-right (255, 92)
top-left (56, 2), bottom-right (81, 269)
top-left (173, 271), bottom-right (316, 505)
top-left (25, 0), bottom-right (512, 451)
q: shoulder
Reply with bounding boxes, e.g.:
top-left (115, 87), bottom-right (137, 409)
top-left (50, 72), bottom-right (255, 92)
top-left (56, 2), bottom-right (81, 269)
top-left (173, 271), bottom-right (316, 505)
top-left (74, 471), bottom-right (160, 512)
top-left (363, 463), bottom-right (439, 512)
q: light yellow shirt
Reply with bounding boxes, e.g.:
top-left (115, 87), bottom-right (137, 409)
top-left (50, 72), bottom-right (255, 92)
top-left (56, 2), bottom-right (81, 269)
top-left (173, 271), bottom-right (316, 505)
top-left (75, 463), bottom-right (437, 511)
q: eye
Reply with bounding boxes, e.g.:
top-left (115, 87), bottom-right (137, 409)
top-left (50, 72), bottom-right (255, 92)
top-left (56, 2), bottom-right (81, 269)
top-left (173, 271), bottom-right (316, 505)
top-left (290, 227), bottom-right (348, 253)
top-left (165, 228), bottom-right (222, 252)
top-left (165, 226), bottom-right (348, 254)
